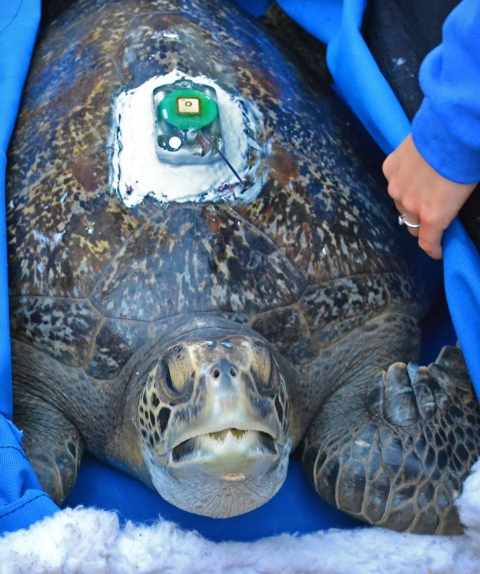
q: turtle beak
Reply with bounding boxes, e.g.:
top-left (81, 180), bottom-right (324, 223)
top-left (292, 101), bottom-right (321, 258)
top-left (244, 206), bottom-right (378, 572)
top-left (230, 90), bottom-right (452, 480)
top-left (171, 428), bottom-right (278, 480)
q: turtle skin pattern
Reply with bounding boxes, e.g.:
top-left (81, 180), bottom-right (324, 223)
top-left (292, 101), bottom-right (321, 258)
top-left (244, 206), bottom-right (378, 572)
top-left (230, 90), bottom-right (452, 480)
top-left (7, 0), bottom-right (480, 532)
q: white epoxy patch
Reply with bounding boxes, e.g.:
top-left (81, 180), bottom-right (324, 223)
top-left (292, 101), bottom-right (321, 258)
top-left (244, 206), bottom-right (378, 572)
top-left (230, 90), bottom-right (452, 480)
top-left (110, 71), bottom-right (270, 207)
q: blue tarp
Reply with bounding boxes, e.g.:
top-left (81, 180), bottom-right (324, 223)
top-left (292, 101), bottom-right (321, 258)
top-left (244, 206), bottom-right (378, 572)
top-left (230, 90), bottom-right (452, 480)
top-left (0, 0), bottom-right (473, 539)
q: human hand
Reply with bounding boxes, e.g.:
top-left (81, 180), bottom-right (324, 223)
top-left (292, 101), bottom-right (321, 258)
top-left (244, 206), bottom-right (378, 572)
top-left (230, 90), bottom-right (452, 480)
top-left (382, 134), bottom-right (477, 259)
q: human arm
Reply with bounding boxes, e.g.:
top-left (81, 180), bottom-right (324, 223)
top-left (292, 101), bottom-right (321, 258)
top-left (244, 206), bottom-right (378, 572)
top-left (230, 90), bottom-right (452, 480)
top-left (382, 0), bottom-right (480, 259)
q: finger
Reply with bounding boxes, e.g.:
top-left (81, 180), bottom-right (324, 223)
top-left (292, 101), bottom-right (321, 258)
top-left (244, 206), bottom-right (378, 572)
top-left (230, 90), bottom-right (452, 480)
top-left (398, 209), bottom-right (420, 237)
top-left (392, 197), bottom-right (421, 237)
top-left (405, 212), bottom-right (420, 237)
top-left (394, 200), bottom-right (403, 214)
top-left (382, 154), bottom-right (393, 180)
top-left (417, 222), bottom-right (444, 260)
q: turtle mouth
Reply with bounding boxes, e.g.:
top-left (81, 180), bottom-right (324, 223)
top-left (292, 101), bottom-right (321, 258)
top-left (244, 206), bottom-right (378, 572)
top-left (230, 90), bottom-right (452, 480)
top-left (171, 428), bottom-right (277, 463)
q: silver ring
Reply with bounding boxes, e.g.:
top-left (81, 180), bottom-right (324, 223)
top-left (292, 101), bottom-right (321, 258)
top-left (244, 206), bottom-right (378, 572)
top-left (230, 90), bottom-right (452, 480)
top-left (398, 214), bottom-right (421, 228)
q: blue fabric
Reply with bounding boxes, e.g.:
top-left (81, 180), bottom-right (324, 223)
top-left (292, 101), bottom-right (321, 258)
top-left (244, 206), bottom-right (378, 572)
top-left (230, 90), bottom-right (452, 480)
top-left (277, 0), bottom-right (411, 154)
top-left (0, 418), bottom-right (58, 533)
top-left (412, 0), bottom-right (480, 184)
top-left (444, 220), bottom-right (480, 399)
top-left (232, 0), bottom-right (272, 17)
top-left (0, 0), bottom-right (59, 534)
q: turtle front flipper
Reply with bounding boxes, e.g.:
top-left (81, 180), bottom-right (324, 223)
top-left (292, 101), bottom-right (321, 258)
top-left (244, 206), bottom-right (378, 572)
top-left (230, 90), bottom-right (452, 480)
top-left (12, 342), bottom-right (84, 505)
top-left (15, 400), bottom-right (84, 505)
top-left (302, 344), bottom-right (480, 534)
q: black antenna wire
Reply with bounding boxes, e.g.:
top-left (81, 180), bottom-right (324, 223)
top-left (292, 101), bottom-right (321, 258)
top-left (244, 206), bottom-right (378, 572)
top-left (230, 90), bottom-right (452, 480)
top-left (198, 130), bottom-right (245, 187)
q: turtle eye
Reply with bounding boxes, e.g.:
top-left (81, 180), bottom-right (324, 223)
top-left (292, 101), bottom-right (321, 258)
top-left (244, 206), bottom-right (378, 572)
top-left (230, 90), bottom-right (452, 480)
top-left (250, 340), bottom-right (275, 393)
top-left (163, 362), bottom-right (179, 396)
top-left (159, 345), bottom-right (194, 400)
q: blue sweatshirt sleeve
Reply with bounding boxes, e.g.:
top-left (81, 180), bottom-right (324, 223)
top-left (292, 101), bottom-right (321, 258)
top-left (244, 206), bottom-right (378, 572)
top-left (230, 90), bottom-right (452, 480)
top-left (412, 0), bottom-right (480, 184)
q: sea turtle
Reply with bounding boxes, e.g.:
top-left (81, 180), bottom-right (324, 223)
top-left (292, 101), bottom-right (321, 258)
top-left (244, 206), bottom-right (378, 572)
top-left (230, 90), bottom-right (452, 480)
top-left (7, 0), bottom-right (480, 534)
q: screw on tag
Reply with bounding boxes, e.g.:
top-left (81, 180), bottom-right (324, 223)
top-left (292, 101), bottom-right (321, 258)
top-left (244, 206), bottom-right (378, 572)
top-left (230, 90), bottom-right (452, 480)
top-left (407, 362), bottom-right (419, 385)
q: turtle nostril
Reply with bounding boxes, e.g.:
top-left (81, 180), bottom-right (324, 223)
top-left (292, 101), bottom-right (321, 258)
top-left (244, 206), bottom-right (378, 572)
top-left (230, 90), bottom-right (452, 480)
top-left (230, 367), bottom-right (237, 377)
top-left (213, 368), bottom-right (220, 379)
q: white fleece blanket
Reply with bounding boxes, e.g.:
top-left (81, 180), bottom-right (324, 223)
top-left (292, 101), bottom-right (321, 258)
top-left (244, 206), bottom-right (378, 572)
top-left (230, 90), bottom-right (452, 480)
top-left (3, 462), bottom-right (480, 574)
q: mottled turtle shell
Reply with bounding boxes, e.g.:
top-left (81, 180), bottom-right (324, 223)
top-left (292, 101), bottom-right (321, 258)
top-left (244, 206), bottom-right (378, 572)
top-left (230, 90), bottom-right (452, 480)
top-left (7, 0), bottom-right (426, 383)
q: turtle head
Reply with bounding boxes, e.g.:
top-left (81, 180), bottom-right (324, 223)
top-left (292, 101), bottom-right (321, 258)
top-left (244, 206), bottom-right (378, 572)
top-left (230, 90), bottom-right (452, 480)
top-left (138, 333), bottom-right (291, 518)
